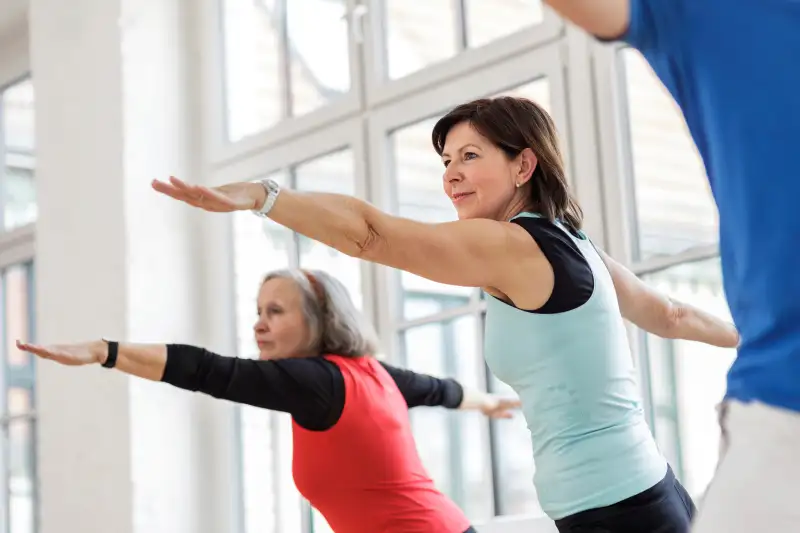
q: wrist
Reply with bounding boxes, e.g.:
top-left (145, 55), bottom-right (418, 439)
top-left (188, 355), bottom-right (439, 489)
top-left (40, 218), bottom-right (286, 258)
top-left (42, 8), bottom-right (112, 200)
top-left (91, 340), bottom-right (109, 365)
top-left (246, 182), bottom-right (268, 211)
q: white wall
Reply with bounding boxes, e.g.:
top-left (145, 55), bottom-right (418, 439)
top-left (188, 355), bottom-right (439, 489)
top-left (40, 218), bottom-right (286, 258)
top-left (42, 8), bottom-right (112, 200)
top-left (26, 0), bottom-right (239, 532)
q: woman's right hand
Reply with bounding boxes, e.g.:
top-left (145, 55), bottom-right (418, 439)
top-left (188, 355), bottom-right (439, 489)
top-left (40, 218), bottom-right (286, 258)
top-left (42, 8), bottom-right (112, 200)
top-left (152, 176), bottom-right (266, 213)
top-left (16, 339), bottom-right (106, 366)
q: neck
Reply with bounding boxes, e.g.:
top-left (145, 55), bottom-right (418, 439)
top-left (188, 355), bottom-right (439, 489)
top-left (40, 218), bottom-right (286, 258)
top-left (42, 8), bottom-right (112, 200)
top-left (499, 194), bottom-right (534, 222)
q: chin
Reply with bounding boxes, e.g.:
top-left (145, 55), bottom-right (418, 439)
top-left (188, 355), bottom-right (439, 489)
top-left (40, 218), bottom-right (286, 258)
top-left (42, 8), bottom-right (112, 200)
top-left (455, 206), bottom-right (486, 221)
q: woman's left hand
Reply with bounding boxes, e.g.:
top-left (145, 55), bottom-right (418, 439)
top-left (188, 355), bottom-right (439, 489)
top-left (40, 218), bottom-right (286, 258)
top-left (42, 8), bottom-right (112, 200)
top-left (479, 394), bottom-right (522, 419)
top-left (16, 340), bottom-right (105, 366)
top-left (152, 176), bottom-right (265, 213)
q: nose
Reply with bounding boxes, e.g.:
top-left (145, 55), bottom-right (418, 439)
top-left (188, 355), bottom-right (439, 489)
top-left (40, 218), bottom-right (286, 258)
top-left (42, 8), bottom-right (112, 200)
top-left (443, 164), bottom-right (463, 184)
top-left (254, 315), bottom-right (268, 333)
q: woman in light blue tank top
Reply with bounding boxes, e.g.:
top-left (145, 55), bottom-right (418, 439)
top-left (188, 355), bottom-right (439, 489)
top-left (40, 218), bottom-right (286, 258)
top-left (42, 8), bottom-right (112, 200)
top-left (154, 96), bottom-right (739, 532)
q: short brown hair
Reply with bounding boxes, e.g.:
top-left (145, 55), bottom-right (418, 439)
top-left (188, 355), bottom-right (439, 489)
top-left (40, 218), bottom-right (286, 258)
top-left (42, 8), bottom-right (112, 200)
top-left (432, 96), bottom-right (583, 230)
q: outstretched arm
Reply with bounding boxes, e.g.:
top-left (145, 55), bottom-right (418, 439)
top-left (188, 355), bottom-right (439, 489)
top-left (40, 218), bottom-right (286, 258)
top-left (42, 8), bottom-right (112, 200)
top-left (382, 363), bottom-right (521, 419)
top-left (151, 177), bottom-right (547, 293)
top-left (15, 340), bottom-right (339, 416)
top-left (597, 250), bottom-right (739, 348)
top-left (544, 0), bottom-right (630, 39)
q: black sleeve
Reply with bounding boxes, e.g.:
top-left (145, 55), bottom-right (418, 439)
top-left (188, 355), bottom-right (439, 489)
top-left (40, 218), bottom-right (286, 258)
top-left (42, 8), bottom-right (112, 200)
top-left (380, 362), bottom-right (464, 409)
top-left (162, 344), bottom-right (346, 431)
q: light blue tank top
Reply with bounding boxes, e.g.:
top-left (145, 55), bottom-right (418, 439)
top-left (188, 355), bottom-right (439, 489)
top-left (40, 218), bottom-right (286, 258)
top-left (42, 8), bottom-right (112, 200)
top-left (484, 213), bottom-right (666, 519)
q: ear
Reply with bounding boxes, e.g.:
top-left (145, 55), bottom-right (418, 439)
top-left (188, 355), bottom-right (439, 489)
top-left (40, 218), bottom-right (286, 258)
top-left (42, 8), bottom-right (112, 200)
top-left (516, 148), bottom-right (538, 186)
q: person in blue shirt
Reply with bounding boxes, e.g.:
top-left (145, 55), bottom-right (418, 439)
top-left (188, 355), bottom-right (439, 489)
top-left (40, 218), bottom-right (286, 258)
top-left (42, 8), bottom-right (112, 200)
top-left (542, 1), bottom-right (800, 531)
top-left (152, 94), bottom-right (738, 532)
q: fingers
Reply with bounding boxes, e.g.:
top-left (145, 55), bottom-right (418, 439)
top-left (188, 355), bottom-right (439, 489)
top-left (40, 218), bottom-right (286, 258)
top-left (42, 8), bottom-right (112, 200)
top-left (497, 399), bottom-right (521, 410)
top-left (151, 179), bottom-right (186, 200)
top-left (16, 340), bottom-right (55, 359)
top-left (152, 178), bottom-right (236, 211)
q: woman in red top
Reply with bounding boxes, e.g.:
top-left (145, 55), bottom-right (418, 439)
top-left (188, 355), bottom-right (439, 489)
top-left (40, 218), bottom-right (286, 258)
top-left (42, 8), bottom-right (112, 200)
top-left (20, 268), bottom-right (518, 533)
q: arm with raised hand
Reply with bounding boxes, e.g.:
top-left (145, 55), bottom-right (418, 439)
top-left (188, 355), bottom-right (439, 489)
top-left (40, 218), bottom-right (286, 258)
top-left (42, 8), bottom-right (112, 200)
top-left (596, 250), bottom-right (739, 348)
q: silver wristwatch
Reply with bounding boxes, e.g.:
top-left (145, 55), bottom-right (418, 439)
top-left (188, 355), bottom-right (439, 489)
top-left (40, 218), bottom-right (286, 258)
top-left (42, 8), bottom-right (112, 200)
top-left (252, 178), bottom-right (281, 218)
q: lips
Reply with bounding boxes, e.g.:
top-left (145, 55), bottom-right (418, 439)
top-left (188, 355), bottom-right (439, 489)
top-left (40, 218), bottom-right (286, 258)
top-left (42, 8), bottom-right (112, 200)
top-left (452, 192), bottom-right (474, 203)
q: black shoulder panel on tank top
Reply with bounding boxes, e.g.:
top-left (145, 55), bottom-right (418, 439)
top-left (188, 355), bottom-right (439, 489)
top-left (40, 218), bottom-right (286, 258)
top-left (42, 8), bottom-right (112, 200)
top-left (511, 217), bottom-right (595, 314)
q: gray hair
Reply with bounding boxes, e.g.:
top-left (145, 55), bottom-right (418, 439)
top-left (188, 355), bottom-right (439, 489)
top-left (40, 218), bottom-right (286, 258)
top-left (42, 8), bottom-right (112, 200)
top-left (262, 269), bottom-right (379, 357)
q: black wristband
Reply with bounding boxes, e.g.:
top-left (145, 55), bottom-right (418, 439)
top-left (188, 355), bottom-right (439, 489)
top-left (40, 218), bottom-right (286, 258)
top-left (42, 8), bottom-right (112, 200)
top-left (102, 340), bottom-right (119, 369)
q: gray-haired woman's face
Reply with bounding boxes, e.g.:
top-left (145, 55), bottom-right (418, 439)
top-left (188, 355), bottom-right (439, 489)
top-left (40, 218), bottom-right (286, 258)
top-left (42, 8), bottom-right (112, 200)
top-left (253, 277), bottom-right (313, 360)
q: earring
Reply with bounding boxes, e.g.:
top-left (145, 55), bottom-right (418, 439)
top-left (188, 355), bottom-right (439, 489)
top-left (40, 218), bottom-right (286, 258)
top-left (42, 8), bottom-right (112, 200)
top-left (516, 182), bottom-right (521, 188)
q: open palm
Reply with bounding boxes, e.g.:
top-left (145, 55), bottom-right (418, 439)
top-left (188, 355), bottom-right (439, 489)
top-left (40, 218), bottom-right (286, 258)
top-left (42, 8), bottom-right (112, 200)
top-left (16, 340), bottom-right (100, 366)
top-left (481, 396), bottom-right (522, 419)
top-left (151, 176), bottom-right (259, 213)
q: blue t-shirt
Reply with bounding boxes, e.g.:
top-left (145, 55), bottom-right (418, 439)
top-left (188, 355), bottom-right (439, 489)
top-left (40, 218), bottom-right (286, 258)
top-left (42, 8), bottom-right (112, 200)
top-left (622, 1), bottom-right (800, 411)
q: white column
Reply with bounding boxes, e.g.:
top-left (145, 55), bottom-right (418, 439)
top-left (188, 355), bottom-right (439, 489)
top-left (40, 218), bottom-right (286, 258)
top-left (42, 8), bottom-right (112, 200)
top-left (29, 0), bottom-right (236, 532)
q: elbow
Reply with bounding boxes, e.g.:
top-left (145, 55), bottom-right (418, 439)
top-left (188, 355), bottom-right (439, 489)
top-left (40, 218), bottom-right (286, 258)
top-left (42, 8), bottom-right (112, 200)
top-left (661, 301), bottom-right (686, 339)
top-left (349, 218), bottom-right (385, 262)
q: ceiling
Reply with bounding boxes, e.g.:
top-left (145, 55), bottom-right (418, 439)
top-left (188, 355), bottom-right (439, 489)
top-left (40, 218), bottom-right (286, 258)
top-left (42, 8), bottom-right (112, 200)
top-left (0, 0), bottom-right (28, 40)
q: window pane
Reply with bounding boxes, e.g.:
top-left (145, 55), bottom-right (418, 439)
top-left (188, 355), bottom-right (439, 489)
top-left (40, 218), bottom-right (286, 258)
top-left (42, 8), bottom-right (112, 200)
top-left (240, 406), bottom-right (277, 533)
top-left (295, 149), bottom-right (362, 309)
top-left (621, 49), bottom-right (718, 260)
top-left (274, 413), bottom-right (303, 532)
top-left (2, 79), bottom-right (37, 230)
top-left (385, 2), bottom-right (458, 80)
top-left (222, 0), bottom-right (284, 142)
top-left (465, 0), bottom-right (543, 49)
top-left (402, 314), bottom-right (493, 522)
top-left (5, 265), bottom-right (31, 369)
top-left (7, 415), bottom-right (35, 533)
top-left (642, 258), bottom-right (734, 499)
top-left (223, 0), bottom-right (353, 142)
top-left (287, 0), bottom-right (350, 116)
top-left (389, 118), bottom-right (472, 319)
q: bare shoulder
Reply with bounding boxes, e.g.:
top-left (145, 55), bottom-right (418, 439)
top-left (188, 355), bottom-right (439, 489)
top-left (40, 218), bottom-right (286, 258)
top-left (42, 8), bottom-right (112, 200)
top-left (483, 221), bottom-right (555, 311)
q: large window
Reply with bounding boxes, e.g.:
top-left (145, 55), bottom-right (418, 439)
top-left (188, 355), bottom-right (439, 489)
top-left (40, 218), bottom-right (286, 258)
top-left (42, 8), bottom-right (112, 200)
top-left (617, 49), bottom-right (731, 501)
top-left (219, 9), bottom-right (572, 524)
top-left (211, 0), bottom-right (562, 163)
top-left (0, 77), bottom-right (37, 533)
top-left (213, 2), bottom-right (736, 531)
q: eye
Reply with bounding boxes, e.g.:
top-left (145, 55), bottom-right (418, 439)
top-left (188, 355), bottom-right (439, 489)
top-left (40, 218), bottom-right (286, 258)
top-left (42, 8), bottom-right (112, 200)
top-left (464, 151), bottom-right (478, 161)
top-left (266, 305), bottom-right (283, 316)
top-left (442, 159), bottom-right (451, 168)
